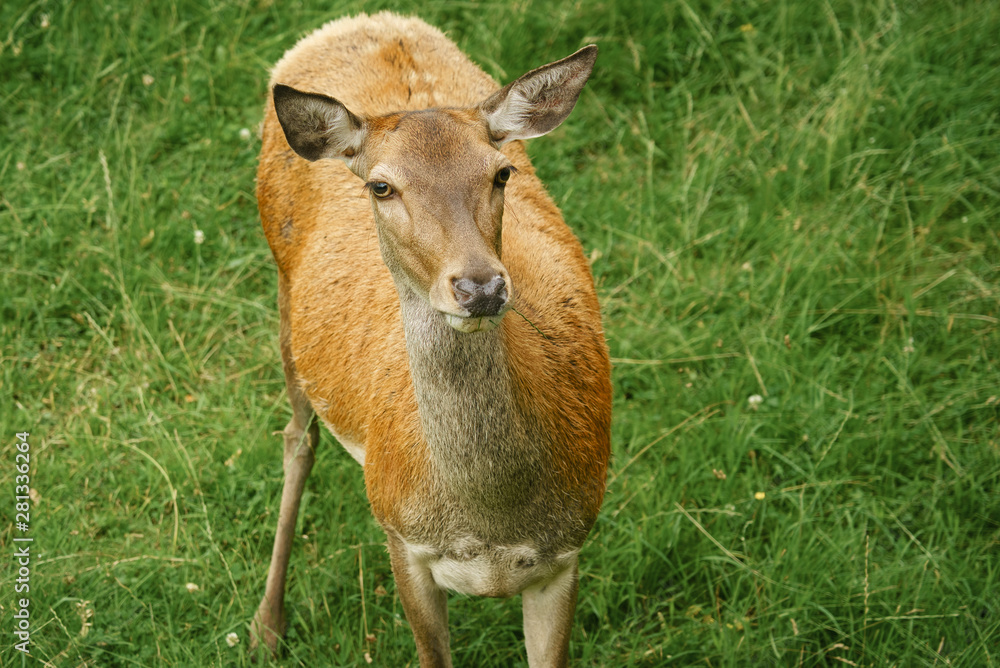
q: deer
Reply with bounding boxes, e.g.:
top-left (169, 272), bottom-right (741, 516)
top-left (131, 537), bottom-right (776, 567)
top-left (249, 12), bottom-right (611, 667)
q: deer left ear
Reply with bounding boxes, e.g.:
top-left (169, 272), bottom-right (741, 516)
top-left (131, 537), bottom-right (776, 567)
top-left (479, 45), bottom-right (597, 145)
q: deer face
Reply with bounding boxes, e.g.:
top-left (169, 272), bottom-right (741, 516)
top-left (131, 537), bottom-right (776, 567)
top-left (359, 109), bottom-right (513, 333)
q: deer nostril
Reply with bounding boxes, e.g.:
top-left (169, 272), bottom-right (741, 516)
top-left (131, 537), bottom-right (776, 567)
top-left (481, 276), bottom-right (506, 302)
top-left (451, 275), bottom-right (508, 317)
top-left (452, 277), bottom-right (475, 302)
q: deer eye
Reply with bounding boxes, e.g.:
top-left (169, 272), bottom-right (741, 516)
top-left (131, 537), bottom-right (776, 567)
top-left (369, 182), bottom-right (394, 198)
top-left (494, 167), bottom-right (513, 187)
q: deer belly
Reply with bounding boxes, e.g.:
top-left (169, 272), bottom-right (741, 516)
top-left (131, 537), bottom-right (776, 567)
top-left (404, 538), bottom-right (578, 598)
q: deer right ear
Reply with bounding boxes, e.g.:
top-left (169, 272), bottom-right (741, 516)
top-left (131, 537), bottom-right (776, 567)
top-left (272, 84), bottom-right (366, 163)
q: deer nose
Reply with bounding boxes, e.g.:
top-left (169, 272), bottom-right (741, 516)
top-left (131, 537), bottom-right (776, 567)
top-left (451, 274), bottom-right (508, 317)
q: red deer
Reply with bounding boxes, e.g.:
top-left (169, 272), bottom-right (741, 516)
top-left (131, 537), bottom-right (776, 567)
top-left (250, 12), bottom-right (611, 667)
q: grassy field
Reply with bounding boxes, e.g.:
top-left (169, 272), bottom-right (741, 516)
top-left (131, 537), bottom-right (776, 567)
top-left (2, 0), bottom-right (999, 665)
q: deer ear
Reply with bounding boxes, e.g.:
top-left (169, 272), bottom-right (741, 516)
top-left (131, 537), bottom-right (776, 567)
top-left (272, 84), bottom-right (366, 163)
top-left (479, 45), bottom-right (597, 145)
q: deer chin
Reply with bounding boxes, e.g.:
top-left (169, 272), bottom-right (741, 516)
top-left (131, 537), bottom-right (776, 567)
top-left (444, 312), bottom-right (507, 333)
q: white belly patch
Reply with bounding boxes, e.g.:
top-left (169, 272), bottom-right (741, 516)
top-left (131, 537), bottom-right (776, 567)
top-left (318, 415), bottom-right (365, 466)
top-left (404, 537), bottom-right (578, 598)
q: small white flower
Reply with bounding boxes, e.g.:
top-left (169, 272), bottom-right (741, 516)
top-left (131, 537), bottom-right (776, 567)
top-left (40, 14), bottom-right (50, 29)
top-left (225, 632), bottom-right (239, 647)
top-left (194, 229), bottom-right (205, 245)
top-left (902, 337), bottom-right (915, 354)
top-left (747, 394), bottom-right (763, 410)
top-left (239, 127), bottom-right (251, 141)
top-left (223, 448), bottom-right (242, 468)
top-left (142, 74), bottom-right (155, 86)
top-left (185, 582), bottom-right (199, 593)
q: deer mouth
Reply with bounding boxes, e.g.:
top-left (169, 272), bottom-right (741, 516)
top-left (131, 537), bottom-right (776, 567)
top-left (443, 312), bottom-right (507, 333)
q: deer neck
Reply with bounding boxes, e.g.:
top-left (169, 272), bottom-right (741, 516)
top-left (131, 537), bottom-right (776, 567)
top-left (396, 285), bottom-right (542, 511)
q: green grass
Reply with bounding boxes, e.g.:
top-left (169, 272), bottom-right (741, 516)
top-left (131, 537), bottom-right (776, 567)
top-left (2, 0), bottom-right (998, 665)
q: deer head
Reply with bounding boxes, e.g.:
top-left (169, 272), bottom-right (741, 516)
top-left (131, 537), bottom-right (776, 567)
top-left (272, 45), bottom-right (597, 333)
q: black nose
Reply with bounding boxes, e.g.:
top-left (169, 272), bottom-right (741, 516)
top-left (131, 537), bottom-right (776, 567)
top-left (452, 275), bottom-right (508, 317)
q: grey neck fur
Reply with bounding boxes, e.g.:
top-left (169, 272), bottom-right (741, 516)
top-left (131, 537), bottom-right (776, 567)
top-left (396, 285), bottom-right (543, 516)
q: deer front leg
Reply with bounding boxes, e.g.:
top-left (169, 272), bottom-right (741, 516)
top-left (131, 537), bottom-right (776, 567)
top-left (386, 533), bottom-right (452, 667)
top-left (250, 409), bottom-right (319, 654)
top-left (522, 560), bottom-right (579, 668)
top-left (251, 271), bottom-right (320, 655)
